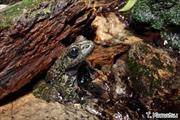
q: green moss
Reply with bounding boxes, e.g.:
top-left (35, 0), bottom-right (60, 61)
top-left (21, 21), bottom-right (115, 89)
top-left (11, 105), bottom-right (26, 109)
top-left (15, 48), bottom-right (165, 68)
top-left (130, 0), bottom-right (180, 53)
top-left (139, 43), bottom-right (149, 54)
top-left (131, 0), bottom-right (180, 29)
top-left (132, 0), bottom-right (153, 23)
top-left (127, 58), bottom-right (154, 96)
top-left (128, 43), bottom-right (178, 99)
top-left (151, 57), bottom-right (163, 69)
top-left (127, 53), bottom-right (169, 97)
top-left (166, 64), bottom-right (174, 73)
top-left (168, 3), bottom-right (180, 25)
top-left (150, 79), bottom-right (161, 90)
top-left (43, 8), bottom-right (51, 15)
top-left (0, 0), bottom-right (47, 29)
top-left (161, 31), bottom-right (180, 52)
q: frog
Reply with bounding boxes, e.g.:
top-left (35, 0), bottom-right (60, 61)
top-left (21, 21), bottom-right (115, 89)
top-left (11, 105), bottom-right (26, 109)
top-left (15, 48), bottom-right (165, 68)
top-left (33, 35), bottom-right (95, 103)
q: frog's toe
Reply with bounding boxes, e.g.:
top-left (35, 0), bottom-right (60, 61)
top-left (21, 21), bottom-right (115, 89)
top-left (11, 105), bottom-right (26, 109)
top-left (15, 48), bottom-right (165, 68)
top-left (33, 81), bottom-right (47, 98)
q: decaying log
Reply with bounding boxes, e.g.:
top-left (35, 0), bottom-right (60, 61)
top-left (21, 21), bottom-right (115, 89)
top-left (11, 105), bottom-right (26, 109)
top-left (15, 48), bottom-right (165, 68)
top-left (0, 0), bottom-right (21, 4)
top-left (0, 0), bottom-right (96, 99)
top-left (87, 45), bottom-right (129, 67)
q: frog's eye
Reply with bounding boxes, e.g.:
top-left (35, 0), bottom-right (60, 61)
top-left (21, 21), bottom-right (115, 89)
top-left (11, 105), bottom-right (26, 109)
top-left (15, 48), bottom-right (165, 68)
top-left (69, 47), bottom-right (79, 58)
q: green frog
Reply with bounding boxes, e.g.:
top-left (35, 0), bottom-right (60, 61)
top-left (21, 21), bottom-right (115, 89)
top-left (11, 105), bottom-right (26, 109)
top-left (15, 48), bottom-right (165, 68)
top-left (33, 35), bottom-right (95, 103)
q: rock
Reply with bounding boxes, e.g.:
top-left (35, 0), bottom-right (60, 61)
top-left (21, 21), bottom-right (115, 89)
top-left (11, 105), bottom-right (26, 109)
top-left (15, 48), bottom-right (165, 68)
top-left (0, 5), bottom-right (8, 11)
top-left (0, 93), bottom-right (98, 120)
top-left (92, 12), bottom-right (142, 46)
top-left (112, 59), bottom-right (130, 98)
top-left (127, 42), bottom-right (180, 111)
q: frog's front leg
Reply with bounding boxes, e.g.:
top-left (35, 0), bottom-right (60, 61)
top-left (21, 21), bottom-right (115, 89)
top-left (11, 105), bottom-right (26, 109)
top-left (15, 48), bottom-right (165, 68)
top-left (33, 81), bottom-right (62, 102)
top-left (33, 79), bottom-right (80, 103)
top-left (54, 75), bottom-right (81, 103)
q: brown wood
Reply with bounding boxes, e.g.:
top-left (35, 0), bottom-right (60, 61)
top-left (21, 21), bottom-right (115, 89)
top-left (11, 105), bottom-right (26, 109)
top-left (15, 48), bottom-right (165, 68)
top-left (87, 45), bottom-right (129, 67)
top-left (0, 0), bottom-right (96, 99)
top-left (0, 0), bottom-right (21, 4)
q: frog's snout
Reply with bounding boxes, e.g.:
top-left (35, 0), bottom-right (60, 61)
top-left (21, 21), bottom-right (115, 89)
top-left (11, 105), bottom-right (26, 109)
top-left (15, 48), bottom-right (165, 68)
top-left (81, 41), bottom-right (94, 55)
top-left (83, 44), bottom-right (91, 49)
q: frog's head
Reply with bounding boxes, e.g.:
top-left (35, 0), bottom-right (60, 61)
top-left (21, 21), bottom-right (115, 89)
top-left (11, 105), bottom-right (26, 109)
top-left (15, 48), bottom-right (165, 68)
top-left (62, 36), bottom-right (95, 69)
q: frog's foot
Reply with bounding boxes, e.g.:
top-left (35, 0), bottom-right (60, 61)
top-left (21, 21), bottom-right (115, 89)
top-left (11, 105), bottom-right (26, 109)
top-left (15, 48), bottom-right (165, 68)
top-left (33, 81), bottom-right (63, 102)
top-left (81, 98), bottom-right (103, 117)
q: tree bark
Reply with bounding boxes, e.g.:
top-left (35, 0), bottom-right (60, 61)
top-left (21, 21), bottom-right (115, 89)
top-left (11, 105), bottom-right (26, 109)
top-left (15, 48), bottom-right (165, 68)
top-left (0, 0), bottom-right (21, 4)
top-left (0, 0), bottom-right (96, 99)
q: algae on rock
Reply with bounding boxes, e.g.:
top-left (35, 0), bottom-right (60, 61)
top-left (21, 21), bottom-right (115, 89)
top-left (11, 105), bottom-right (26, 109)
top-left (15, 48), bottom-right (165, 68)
top-left (161, 31), bottom-right (180, 52)
top-left (127, 42), bottom-right (179, 111)
top-left (0, 0), bottom-right (47, 28)
top-left (127, 42), bottom-right (178, 98)
top-left (132, 0), bottom-right (180, 29)
top-left (131, 0), bottom-right (180, 52)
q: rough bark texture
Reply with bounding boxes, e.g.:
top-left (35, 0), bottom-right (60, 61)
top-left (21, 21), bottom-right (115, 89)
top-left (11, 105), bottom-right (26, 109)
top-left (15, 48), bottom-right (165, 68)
top-left (0, 0), bottom-right (95, 99)
top-left (87, 45), bottom-right (129, 67)
top-left (0, 0), bottom-right (21, 4)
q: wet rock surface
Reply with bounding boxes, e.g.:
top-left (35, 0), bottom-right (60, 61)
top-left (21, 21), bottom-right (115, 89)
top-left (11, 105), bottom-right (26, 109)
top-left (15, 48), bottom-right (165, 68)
top-left (127, 42), bottom-right (180, 112)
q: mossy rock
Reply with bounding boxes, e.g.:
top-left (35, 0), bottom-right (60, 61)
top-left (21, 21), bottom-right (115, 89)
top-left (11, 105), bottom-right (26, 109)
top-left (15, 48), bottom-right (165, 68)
top-left (127, 42), bottom-right (178, 99)
top-left (131, 0), bottom-right (180, 29)
top-left (130, 0), bottom-right (180, 53)
top-left (161, 31), bottom-right (180, 52)
top-left (0, 0), bottom-right (48, 29)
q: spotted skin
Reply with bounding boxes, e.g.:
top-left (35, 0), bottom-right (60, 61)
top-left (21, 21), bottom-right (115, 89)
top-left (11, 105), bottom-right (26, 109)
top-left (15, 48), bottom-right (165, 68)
top-left (33, 36), bottom-right (94, 103)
